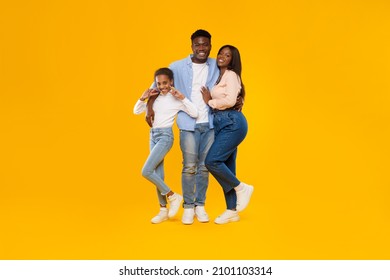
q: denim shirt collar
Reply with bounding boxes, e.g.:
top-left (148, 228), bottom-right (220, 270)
top-left (186, 54), bottom-right (212, 67)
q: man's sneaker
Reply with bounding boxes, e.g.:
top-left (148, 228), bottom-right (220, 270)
top-left (195, 206), bottom-right (209, 223)
top-left (151, 208), bottom-right (168, 224)
top-left (182, 208), bottom-right (195, 225)
top-left (236, 183), bottom-right (254, 212)
top-left (214, 210), bottom-right (240, 224)
top-left (168, 193), bottom-right (183, 218)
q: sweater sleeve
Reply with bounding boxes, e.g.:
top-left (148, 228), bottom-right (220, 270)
top-left (133, 99), bottom-right (146, 115)
top-left (208, 71), bottom-right (241, 110)
top-left (180, 98), bottom-right (199, 118)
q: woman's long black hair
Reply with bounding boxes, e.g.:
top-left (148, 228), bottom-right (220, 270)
top-left (217, 45), bottom-right (246, 101)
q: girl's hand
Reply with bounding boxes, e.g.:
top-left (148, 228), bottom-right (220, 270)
top-left (171, 87), bottom-right (185, 100)
top-left (149, 88), bottom-right (160, 96)
top-left (140, 88), bottom-right (159, 101)
top-left (200, 86), bottom-right (211, 104)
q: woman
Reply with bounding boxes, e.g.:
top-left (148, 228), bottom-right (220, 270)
top-left (201, 45), bottom-right (254, 224)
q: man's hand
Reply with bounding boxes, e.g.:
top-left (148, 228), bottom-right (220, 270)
top-left (232, 95), bottom-right (244, 112)
top-left (145, 93), bottom-right (158, 127)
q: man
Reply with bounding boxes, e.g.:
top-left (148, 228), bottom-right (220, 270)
top-left (147, 29), bottom-right (219, 225)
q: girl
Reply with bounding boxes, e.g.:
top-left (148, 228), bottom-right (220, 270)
top-left (134, 68), bottom-right (198, 224)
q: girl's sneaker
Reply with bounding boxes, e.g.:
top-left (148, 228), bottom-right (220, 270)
top-left (151, 208), bottom-right (168, 224)
top-left (168, 193), bottom-right (183, 218)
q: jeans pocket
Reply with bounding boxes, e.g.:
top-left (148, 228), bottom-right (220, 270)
top-left (215, 116), bottom-right (234, 131)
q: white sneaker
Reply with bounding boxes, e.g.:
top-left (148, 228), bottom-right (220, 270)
top-left (195, 206), bottom-right (209, 223)
top-left (236, 183), bottom-right (254, 212)
top-left (151, 208), bottom-right (168, 224)
top-left (168, 193), bottom-right (183, 218)
top-left (182, 208), bottom-right (195, 225)
top-left (214, 210), bottom-right (240, 224)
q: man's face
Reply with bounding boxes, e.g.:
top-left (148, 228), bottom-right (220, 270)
top-left (191, 36), bottom-right (211, 64)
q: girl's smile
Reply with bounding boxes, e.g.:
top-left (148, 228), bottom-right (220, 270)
top-left (155, 74), bottom-right (173, 94)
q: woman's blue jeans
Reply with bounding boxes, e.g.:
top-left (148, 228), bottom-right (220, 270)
top-left (142, 127), bottom-right (173, 206)
top-left (205, 110), bottom-right (248, 210)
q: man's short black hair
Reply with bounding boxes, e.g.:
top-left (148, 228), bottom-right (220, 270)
top-left (191, 29), bottom-right (211, 41)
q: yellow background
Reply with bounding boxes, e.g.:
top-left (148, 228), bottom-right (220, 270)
top-left (1, 0), bottom-right (390, 259)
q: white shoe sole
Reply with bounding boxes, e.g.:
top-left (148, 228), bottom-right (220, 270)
top-left (151, 217), bottom-right (168, 224)
top-left (195, 215), bottom-right (209, 223)
top-left (214, 216), bottom-right (240, 225)
top-left (182, 219), bottom-right (194, 225)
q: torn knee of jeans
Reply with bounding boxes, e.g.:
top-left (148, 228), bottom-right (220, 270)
top-left (183, 165), bottom-right (197, 174)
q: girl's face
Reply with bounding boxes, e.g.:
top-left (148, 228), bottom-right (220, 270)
top-left (155, 74), bottom-right (173, 94)
top-left (217, 47), bottom-right (232, 69)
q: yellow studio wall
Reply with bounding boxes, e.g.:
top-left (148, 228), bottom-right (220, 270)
top-left (1, 0), bottom-right (390, 259)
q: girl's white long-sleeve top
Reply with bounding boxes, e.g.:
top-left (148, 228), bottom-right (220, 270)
top-left (133, 92), bottom-right (198, 128)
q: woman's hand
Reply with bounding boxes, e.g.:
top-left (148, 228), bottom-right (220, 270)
top-left (200, 86), bottom-right (211, 104)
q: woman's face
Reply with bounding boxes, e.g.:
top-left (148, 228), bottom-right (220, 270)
top-left (217, 47), bottom-right (232, 69)
top-left (155, 74), bottom-right (173, 94)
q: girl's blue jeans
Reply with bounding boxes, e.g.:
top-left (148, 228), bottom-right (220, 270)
top-left (142, 127), bottom-right (174, 206)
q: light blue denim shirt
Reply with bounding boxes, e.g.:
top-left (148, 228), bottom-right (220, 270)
top-left (169, 55), bottom-right (220, 131)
